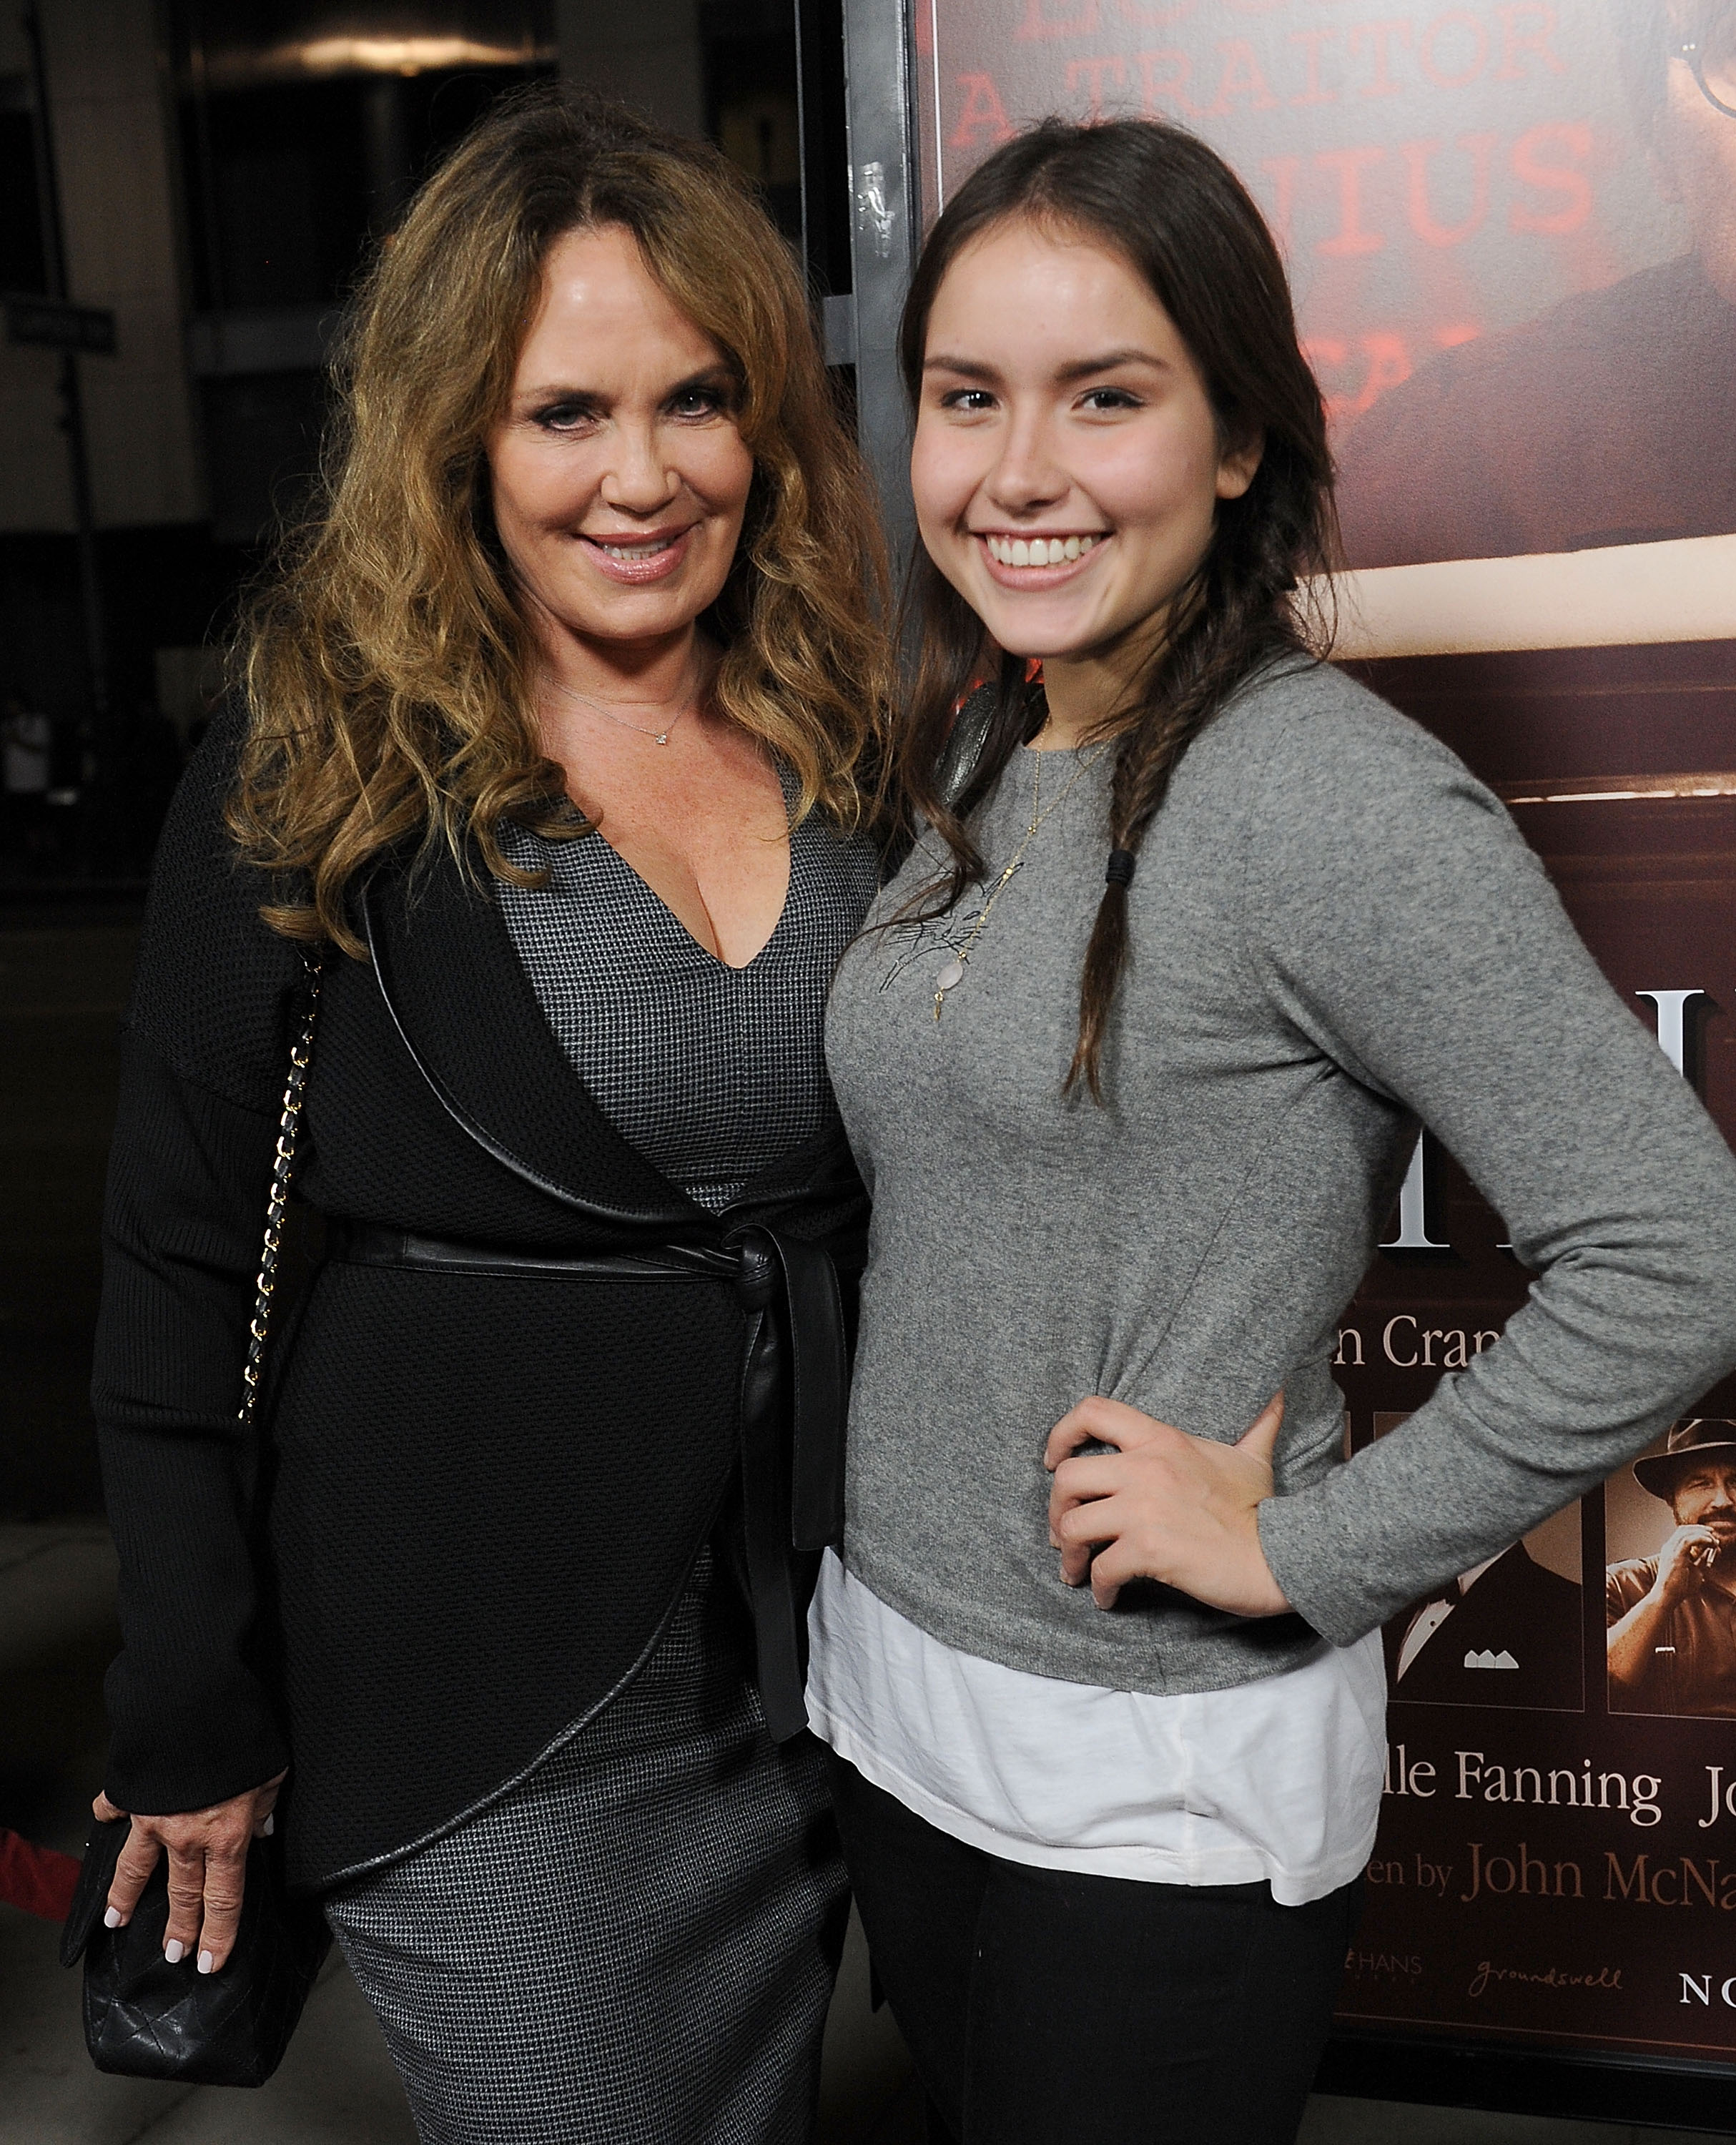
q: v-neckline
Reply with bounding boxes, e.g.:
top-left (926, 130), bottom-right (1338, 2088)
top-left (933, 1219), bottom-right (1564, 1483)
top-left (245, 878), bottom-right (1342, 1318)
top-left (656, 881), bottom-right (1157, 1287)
top-left (561, 760), bottom-right (801, 975)
top-left (362, 834), bottom-right (861, 1231)
top-left (587, 820), bottom-right (794, 975)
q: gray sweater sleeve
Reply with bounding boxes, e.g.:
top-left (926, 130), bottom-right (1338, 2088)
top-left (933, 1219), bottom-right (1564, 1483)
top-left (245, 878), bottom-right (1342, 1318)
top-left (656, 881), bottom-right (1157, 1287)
top-left (1246, 681), bottom-right (1736, 1645)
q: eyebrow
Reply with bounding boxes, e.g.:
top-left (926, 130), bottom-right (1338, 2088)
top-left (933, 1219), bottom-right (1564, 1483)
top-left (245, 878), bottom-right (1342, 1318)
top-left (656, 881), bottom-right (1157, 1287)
top-left (922, 347), bottom-right (1173, 384)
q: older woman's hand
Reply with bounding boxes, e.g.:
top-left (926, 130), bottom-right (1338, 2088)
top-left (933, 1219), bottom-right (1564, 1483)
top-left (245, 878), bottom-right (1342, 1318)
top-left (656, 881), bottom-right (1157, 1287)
top-left (1045, 1394), bottom-right (1291, 1616)
top-left (92, 1772), bottom-right (286, 1974)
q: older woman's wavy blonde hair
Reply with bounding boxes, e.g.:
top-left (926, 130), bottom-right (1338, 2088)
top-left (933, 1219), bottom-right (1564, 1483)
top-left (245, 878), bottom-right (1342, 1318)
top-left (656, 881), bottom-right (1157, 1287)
top-left (229, 89), bottom-right (892, 951)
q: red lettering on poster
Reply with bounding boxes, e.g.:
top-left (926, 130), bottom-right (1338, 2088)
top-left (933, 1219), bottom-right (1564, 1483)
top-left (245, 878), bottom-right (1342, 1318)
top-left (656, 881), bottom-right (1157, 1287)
top-left (1067, 52), bottom-right (1129, 116)
top-left (1494, 0), bottom-right (1566, 80)
top-left (1115, 0), bottom-right (1196, 22)
top-left (1351, 333), bottom-right (1413, 414)
top-left (1508, 119), bottom-right (1592, 233)
top-left (1205, 37), bottom-right (1281, 113)
top-left (950, 72), bottom-right (1016, 147)
top-left (1403, 132), bottom-right (1497, 247)
top-left (1289, 28), bottom-right (1338, 107)
top-left (1316, 144), bottom-right (1387, 256)
top-left (1015, 0), bottom-right (1101, 41)
top-left (1136, 46), bottom-right (1200, 114)
top-left (1351, 18), bottom-right (1414, 99)
top-left (1419, 9), bottom-right (1488, 88)
top-left (1303, 332), bottom-right (1412, 422)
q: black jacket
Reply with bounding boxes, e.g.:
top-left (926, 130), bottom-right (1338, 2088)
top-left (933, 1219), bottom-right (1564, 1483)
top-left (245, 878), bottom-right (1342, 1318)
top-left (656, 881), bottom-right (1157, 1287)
top-left (92, 717), bottom-right (868, 1888)
top-left (1385, 1544), bottom-right (1584, 1711)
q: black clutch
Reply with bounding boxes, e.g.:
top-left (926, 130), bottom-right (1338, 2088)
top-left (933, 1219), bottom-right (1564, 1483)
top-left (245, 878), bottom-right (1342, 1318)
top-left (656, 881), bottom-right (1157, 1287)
top-left (60, 1812), bottom-right (332, 2087)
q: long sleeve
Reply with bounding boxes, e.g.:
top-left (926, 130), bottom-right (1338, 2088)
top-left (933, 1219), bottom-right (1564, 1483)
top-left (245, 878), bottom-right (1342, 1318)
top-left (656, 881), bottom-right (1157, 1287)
top-left (1248, 693), bottom-right (1736, 1644)
top-left (95, 1037), bottom-right (290, 1809)
top-left (91, 711), bottom-right (304, 1813)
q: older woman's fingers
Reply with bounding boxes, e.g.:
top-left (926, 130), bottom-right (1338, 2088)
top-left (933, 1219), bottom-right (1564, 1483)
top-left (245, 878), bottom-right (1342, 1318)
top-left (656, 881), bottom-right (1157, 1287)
top-left (104, 1818), bottom-right (158, 1929)
top-left (162, 1838), bottom-right (209, 1959)
top-left (92, 1789), bottom-right (126, 1824)
top-left (195, 1838), bottom-right (250, 1973)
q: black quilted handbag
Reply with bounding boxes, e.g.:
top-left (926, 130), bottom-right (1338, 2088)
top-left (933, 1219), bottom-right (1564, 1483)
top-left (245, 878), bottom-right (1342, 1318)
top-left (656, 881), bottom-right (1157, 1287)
top-left (59, 1813), bottom-right (332, 2085)
top-left (60, 951), bottom-right (330, 2086)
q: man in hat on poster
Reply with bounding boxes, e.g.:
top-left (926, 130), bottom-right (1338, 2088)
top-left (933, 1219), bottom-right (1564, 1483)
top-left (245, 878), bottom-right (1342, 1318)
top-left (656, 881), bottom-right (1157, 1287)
top-left (1607, 1420), bottom-right (1736, 1715)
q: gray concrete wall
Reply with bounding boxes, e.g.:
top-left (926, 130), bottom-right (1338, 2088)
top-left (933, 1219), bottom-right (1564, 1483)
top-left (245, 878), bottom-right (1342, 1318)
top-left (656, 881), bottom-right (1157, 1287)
top-left (0, 0), bottom-right (204, 536)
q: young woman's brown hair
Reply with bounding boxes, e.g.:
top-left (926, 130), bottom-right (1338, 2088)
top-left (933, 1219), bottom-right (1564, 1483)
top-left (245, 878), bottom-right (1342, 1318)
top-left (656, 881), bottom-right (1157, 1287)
top-left (229, 89), bottom-right (890, 951)
top-left (896, 117), bottom-right (1337, 1097)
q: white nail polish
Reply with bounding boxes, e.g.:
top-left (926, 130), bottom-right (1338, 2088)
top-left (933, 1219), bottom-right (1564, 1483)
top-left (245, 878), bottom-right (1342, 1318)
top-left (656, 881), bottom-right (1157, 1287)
top-left (197, 1951), bottom-right (214, 1975)
top-left (164, 1939), bottom-right (184, 1963)
top-left (262, 1813), bottom-right (275, 1836)
top-left (103, 1907), bottom-right (122, 1929)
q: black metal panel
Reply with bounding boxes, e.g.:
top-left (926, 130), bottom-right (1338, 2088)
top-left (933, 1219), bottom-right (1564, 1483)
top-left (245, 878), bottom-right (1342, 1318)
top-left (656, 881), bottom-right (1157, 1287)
top-left (839, 0), bottom-right (917, 572)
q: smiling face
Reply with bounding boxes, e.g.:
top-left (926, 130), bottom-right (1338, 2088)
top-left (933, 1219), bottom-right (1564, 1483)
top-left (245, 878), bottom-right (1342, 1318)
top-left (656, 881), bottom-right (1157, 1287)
top-left (1672, 1456), bottom-right (1736, 1542)
top-left (910, 217), bottom-right (1262, 706)
top-left (487, 224), bottom-right (756, 660)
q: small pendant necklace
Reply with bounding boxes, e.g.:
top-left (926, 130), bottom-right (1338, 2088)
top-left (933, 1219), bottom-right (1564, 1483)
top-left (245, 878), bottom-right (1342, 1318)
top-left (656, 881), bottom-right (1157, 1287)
top-left (932, 741), bottom-right (1106, 1022)
top-left (543, 668), bottom-right (696, 746)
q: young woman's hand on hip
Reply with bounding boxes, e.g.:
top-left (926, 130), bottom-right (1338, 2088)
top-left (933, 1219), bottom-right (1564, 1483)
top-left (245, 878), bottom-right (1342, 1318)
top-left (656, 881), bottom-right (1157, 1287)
top-left (1045, 1394), bottom-right (1291, 1616)
top-left (92, 1772), bottom-right (286, 1973)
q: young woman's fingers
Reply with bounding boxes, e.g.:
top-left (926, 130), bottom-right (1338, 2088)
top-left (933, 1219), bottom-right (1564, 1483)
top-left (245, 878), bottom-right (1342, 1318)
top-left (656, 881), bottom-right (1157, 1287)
top-left (1052, 1476), bottom-right (1133, 1542)
top-left (161, 1839), bottom-right (209, 1959)
top-left (1236, 1391), bottom-right (1285, 1461)
top-left (1047, 1451), bottom-right (1126, 1523)
top-left (104, 1818), bottom-right (159, 1927)
top-left (1043, 1396), bottom-right (1167, 1470)
top-left (1086, 1535), bottom-right (1143, 1609)
top-left (1055, 1490), bottom-right (1134, 1586)
top-left (194, 1838), bottom-right (250, 1973)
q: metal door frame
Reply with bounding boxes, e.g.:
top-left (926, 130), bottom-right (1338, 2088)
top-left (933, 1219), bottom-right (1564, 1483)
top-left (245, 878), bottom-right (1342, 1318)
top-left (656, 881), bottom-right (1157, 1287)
top-left (832, 0), bottom-right (919, 570)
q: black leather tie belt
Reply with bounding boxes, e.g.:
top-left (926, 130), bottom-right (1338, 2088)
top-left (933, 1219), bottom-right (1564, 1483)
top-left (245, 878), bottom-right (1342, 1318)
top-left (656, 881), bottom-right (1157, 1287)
top-left (327, 1221), bottom-right (847, 1742)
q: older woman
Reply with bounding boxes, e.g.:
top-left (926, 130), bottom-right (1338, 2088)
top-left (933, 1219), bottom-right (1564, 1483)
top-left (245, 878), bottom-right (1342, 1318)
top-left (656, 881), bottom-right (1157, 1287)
top-left (88, 92), bottom-right (889, 2144)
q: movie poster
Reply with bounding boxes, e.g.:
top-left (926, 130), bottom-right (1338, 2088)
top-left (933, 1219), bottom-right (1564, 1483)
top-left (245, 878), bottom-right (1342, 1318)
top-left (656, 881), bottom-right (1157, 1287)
top-left (910, 0), bottom-right (1736, 2063)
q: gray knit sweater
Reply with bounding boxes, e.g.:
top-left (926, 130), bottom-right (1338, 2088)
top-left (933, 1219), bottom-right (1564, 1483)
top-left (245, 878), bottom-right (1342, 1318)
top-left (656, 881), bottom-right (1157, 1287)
top-left (824, 659), bottom-right (1736, 1695)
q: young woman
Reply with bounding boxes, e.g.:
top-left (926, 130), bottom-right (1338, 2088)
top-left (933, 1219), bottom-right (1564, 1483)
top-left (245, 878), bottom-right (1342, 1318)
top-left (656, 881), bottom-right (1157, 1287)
top-left (808, 118), bottom-right (1736, 2143)
top-left (89, 93), bottom-right (889, 2142)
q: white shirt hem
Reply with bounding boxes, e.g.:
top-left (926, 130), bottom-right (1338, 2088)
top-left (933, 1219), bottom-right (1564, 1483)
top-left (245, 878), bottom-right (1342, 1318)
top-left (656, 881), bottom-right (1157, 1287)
top-left (809, 1695), bottom-right (1380, 1909)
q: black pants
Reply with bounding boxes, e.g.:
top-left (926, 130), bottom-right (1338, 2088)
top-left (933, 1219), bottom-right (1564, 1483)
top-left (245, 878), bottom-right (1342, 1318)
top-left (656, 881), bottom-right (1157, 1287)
top-left (827, 1752), bottom-right (1361, 2145)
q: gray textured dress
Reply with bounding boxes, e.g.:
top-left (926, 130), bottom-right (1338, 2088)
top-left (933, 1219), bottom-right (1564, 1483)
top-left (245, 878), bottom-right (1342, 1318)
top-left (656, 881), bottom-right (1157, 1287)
top-left (326, 790), bottom-right (878, 2145)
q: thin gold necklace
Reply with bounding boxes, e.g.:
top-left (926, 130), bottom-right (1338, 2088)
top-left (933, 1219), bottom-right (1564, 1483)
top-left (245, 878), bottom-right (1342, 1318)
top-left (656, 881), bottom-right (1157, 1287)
top-left (543, 667), bottom-right (697, 746)
top-left (932, 741), bottom-right (1107, 1021)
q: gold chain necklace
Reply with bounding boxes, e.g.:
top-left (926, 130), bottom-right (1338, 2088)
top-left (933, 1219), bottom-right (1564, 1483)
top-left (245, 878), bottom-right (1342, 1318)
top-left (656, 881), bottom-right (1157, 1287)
top-left (932, 743), bottom-right (1107, 1021)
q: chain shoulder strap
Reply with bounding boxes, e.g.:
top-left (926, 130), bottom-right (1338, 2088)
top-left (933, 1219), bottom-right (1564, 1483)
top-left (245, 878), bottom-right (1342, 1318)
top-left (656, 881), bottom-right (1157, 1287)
top-left (240, 951), bottom-right (325, 1434)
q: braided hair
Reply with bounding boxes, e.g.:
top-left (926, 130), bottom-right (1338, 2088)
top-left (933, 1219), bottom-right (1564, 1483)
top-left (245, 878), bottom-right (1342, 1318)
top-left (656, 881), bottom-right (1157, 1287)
top-left (894, 119), bottom-right (1338, 1100)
